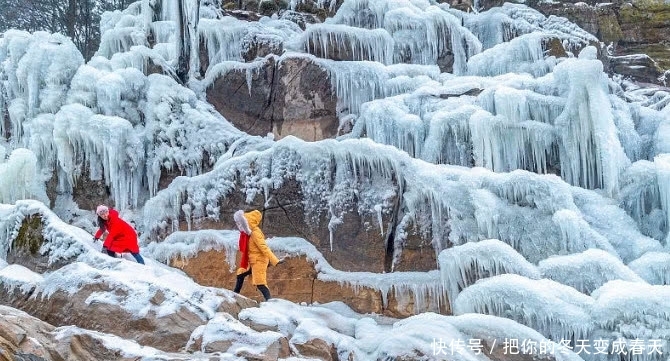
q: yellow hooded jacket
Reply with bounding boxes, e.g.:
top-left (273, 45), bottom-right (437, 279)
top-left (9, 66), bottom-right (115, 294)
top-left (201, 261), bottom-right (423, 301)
top-left (242, 210), bottom-right (279, 286)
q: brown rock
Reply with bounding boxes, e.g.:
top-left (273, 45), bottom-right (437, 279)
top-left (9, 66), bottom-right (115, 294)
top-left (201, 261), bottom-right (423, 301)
top-left (530, 0), bottom-right (670, 79)
top-left (243, 34), bottom-right (284, 62)
top-left (292, 337), bottom-right (340, 361)
top-left (0, 306), bottom-right (137, 361)
top-left (170, 248), bottom-right (447, 317)
top-left (312, 279), bottom-right (384, 314)
top-left (205, 55), bottom-right (339, 142)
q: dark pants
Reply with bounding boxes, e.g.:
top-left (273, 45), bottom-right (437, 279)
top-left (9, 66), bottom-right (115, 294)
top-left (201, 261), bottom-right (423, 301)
top-left (234, 268), bottom-right (271, 300)
top-left (105, 249), bottom-right (145, 265)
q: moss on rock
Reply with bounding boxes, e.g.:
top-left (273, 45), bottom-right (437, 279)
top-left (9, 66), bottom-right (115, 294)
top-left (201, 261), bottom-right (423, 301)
top-left (12, 216), bottom-right (44, 255)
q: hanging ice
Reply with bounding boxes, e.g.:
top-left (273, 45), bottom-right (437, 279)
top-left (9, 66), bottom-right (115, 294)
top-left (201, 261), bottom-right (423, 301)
top-left (466, 32), bottom-right (555, 77)
top-left (300, 24), bottom-right (394, 64)
top-left (453, 273), bottom-right (594, 342)
top-left (0, 31), bottom-right (84, 139)
top-left (553, 46), bottom-right (629, 196)
top-left (0, 148), bottom-right (48, 205)
top-left (53, 104), bottom-right (144, 209)
top-left (438, 239), bottom-right (540, 308)
top-left (655, 153), bottom-right (670, 245)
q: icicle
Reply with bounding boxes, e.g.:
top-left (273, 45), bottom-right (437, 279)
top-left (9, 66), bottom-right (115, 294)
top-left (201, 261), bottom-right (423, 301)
top-left (466, 32), bottom-right (552, 77)
top-left (554, 47), bottom-right (630, 196)
top-left (0, 148), bottom-right (48, 204)
top-left (453, 274), bottom-right (594, 343)
top-left (438, 239), bottom-right (540, 309)
top-left (655, 154), bottom-right (670, 245)
top-left (352, 97), bottom-right (425, 157)
top-left (469, 110), bottom-right (555, 174)
top-left (302, 24), bottom-right (395, 64)
top-left (53, 104), bottom-right (145, 209)
top-left (422, 105), bottom-right (476, 166)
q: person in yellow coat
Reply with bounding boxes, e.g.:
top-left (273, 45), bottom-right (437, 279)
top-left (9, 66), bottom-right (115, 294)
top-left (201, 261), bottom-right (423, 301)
top-left (232, 209), bottom-right (282, 300)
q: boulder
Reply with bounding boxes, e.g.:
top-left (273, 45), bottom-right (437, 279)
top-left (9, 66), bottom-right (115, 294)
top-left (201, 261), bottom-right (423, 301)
top-left (0, 306), bottom-right (137, 361)
top-left (186, 313), bottom-right (290, 360)
top-left (291, 338), bottom-right (341, 361)
top-left (206, 55), bottom-right (339, 142)
top-left (608, 53), bottom-right (665, 84)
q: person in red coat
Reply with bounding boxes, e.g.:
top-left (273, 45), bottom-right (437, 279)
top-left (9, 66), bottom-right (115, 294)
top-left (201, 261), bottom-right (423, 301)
top-left (94, 205), bottom-right (144, 264)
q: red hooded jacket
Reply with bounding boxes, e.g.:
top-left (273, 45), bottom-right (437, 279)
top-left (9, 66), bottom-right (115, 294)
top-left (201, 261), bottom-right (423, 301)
top-left (94, 209), bottom-right (140, 254)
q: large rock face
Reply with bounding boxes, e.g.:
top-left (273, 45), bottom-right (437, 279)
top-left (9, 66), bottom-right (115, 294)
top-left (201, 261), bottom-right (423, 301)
top-left (473, 0), bottom-right (670, 83)
top-left (206, 55), bottom-right (339, 141)
top-left (169, 249), bottom-right (448, 318)
top-left (176, 178), bottom-right (395, 273)
top-left (525, 0), bottom-right (670, 81)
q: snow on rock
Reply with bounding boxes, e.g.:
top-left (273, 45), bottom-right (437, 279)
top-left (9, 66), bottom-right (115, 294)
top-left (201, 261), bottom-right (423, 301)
top-left (0, 200), bottom-right (91, 264)
top-left (53, 325), bottom-right (245, 361)
top-left (448, 313), bottom-right (586, 361)
top-left (0, 200), bottom-right (257, 352)
top-left (239, 299), bottom-right (466, 360)
top-left (144, 229), bottom-right (242, 270)
top-left (0, 264), bottom-right (44, 293)
top-left (591, 280), bottom-right (670, 347)
top-left (438, 239), bottom-right (540, 308)
top-left (239, 298), bottom-right (589, 360)
top-left (538, 249), bottom-right (645, 295)
top-left (186, 312), bottom-right (289, 358)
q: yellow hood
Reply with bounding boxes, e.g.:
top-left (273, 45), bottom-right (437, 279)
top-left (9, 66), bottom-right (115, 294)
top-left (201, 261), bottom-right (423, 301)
top-left (243, 210), bottom-right (262, 230)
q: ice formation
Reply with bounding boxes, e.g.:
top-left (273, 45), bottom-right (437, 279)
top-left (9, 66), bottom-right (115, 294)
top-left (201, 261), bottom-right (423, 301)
top-left (453, 274), bottom-right (595, 343)
top-left (538, 249), bottom-right (645, 294)
top-left (0, 148), bottom-right (48, 204)
top-left (438, 239), bottom-right (540, 308)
